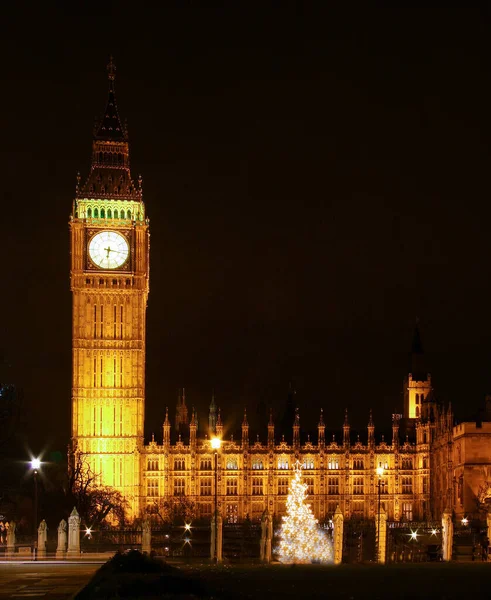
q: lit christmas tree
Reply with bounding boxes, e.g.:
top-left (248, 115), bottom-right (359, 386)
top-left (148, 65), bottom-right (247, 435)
top-left (277, 461), bottom-right (333, 563)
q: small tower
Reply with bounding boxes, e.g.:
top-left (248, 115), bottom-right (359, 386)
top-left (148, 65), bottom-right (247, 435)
top-left (242, 409), bottom-right (249, 449)
top-left (268, 409), bottom-right (275, 448)
top-left (318, 409), bottom-right (325, 448)
top-left (404, 321), bottom-right (432, 420)
top-left (163, 407), bottom-right (170, 449)
top-left (175, 387), bottom-right (189, 433)
top-left (343, 409), bottom-right (350, 449)
top-left (392, 413), bottom-right (400, 451)
top-left (209, 391), bottom-right (217, 435)
top-left (216, 408), bottom-right (223, 439)
top-left (190, 407), bottom-right (197, 448)
top-left (293, 408), bottom-right (300, 450)
top-left (368, 409), bottom-right (375, 449)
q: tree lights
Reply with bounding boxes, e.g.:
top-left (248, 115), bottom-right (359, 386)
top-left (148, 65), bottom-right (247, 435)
top-left (277, 461), bottom-right (333, 564)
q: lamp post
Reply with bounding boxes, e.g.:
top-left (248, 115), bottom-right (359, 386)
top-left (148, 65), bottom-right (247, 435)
top-left (211, 437), bottom-right (221, 564)
top-left (30, 458), bottom-right (41, 555)
top-left (376, 464), bottom-right (384, 562)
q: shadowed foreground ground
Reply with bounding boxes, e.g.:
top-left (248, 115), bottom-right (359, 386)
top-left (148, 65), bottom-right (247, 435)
top-left (75, 552), bottom-right (491, 600)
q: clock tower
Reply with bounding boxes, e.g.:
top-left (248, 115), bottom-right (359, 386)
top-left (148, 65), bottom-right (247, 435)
top-left (70, 59), bottom-right (149, 516)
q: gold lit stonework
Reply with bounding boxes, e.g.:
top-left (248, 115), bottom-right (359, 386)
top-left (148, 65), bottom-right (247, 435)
top-left (70, 61), bottom-right (149, 517)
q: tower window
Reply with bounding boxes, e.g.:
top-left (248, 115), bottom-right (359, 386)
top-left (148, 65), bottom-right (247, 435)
top-left (114, 209), bottom-right (119, 219)
top-left (87, 208), bottom-right (92, 218)
top-left (127, 210), bottom-right (131, 220)
top-left (101, 208), bottom-right (105, 218)
top-left (416, 406), bottom-right (420, 417)
top-left (94, 208), bottom-right (99, 218)
top-left (120, 305), bottom-right (124, 339)
top-left (107, 209), bottom-right (112, 218)
top-left (415, 394), bottom-right (419, 404)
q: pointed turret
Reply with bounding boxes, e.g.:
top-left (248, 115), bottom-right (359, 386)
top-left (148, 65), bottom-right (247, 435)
top-left (175, 387), bottom-right (189, 433)
top-left (190, 406), bottom-right (197, 448)
top-left (216, 408), bottom-right (223, 438)
top-left (368, 409), bottom-right (375, 449)
top-left (318, 409), bottom-right (325, 448)
top-left (209, 391), bottom-right (217, 435)
top-left (77, 58), bottom-right (142, 203)
top-left (242, 409), bottom-right (249, 448)
top-left (163, 407), bottom-right (170, 449)
top-left (343, 408), bottom-right (350, 449)
top-left (268, 409), bottom-right (275, 448)
top-left (392, 413), bottom-right (400, 450)
top-left (293, 408), bottom-right (300, 449)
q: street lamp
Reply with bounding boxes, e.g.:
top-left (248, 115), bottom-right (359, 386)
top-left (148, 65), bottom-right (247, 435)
top-left (211, 437), bottom-right (221, 563)
top-left (30, 458), bottom-right (41, 556)
top-left (376, 464), bottom-right (385, 562)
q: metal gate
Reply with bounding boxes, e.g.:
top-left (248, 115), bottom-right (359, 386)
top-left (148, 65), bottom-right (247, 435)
top-left (342, 519), bottom-right (376, 563)
top-left (387, 522), bottom-right (442, 563)
top-left (223, 522), bottom-right (261, 561)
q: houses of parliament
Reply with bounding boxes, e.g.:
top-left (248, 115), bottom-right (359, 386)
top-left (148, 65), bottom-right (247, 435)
top-left (70, 62), bottom-right (491, 525)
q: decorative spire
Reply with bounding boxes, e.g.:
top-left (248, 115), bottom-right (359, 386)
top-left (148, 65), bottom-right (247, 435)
top-left (368, 409), bottom-right (374, 427)
top-left (107, 55), bottom-right (116, 81)
top-left (164, 407), bottom-right (170, 425)
top-left (242, 408), bottom-right (248, 427)
top-left (318, 408), bottom-right (324, 427)
top-left (294, 407), bottom-right (300, 427)
top-left (269, 408), bottom-right (274, 426)
top-left (344, 408), bottom-right (349, 426)
top-left (95, 56), bottom-right (126, 141)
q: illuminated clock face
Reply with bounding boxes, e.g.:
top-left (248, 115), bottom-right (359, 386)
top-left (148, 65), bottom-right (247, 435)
top-left (88, 231), bottom-right (129, 269)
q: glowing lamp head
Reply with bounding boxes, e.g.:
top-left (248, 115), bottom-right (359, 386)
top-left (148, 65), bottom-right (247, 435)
top-left (30, 458), bottom-right (41, 470)
top-left (376, 465), bottom-right (384, 477)
top-left (184, 523), bottom-right (191, 531)
top-left (461, 517), bottom-right (469, 526)
top-left (211, 437), bottom-right (221, 450)
top-left (410, 530), bottom-right (418, 540)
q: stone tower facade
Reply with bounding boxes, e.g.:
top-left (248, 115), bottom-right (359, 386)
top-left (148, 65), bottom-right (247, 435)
top-left (70, 59), bottom-right (149, 516)
top-left (404, 323), bottom-right (432, 420)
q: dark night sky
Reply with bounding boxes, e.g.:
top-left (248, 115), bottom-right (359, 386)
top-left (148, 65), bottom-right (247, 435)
top-left (2, 4), bottom-right (491, 453)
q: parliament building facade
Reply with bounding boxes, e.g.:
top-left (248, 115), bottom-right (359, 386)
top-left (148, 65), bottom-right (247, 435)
top-left (70, 63), bottom-right (491, 525)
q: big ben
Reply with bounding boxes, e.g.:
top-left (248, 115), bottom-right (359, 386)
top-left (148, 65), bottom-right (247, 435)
top-left (70, 59), bottom-right (149, 516)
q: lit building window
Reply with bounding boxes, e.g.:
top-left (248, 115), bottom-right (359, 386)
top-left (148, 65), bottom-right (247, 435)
top-left (278, 458), bottom-right (289, 470)
top-left (200, 459), bottom-right (212, 470)
top-left (278, 478), bottom-right (289, 495)
top-left (147, 459), bottom-right (158, 471)
top-left (402, 502), bottom-right (413, 521)
top-left (199, 503), bottom-right (212, 518)
top-left (302, 458), bottom-right (314, 469)
top-left (226, 503), bottom-right (238, 523)
top-left (174, 478), bottom-right (185, 496)
top-left (252, 478), bottom-right (263, 496)
top-left (305, 477), bottom-right (314, 495)
top-left (353, 459), bottom-right (364, 470)
top-left (226, 458), bottom-right (238, 470)
top-left (328, 459), bottom-right (339, 470)
top-left (402, 476), bottom-right (413, 494)
top-left (353, 477), bottom-right (364, 495)
top-left (226, 478), bottom-right (238, 496)
top-left (252, 459), bottom-right (264, 470)
top-left (401, 458), bottom-right (413, 470)
top-left (328, 477), bottom-right (339, 495)
top-left (174, 459), bottom-right (185, 471)
top-left (147, 479), bottom-right (158, 498)
top-left (200, 478), bottom-right (212, 496)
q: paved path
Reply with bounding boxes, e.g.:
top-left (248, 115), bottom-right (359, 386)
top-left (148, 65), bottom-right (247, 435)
top-left (0, 562), bottom-right (101, 599)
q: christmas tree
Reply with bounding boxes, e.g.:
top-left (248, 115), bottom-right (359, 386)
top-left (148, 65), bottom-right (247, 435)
top-left (277, 461), bottom-right (333, 563)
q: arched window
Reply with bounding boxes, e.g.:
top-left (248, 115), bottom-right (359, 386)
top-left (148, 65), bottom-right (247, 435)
top-left (127, 210), bottom-right (132, 220)
top-left (87, 208), bottom-right (92, 218)
top-left (99, 152), bottom-right (103, 162)
top-left (114, 209), bottom-right (119, 219)
top-left (226, 458), bottom-right (238, 470)
top-left (94, 208), bottom-right (99, 218)
top-left (107, 209), bottom-right (112, 218)
top-left (100, 209), bottom-right (105, 218)
top-left (416, 406), bottom-right (420, 418)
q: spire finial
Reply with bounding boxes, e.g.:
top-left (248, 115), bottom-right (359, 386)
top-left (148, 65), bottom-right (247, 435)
top-left (107, 56), bottom-right (116, 81)
top-left (344, 408), bottom-right (349, 426)
top-left (242, 408), bottom-right (248, 426)
top-left (368, 408), bottom-right (374, 427)
top-left (269, 408), bottom-right (274, 426)
top-left (318, 408), bottom-right (324, 426)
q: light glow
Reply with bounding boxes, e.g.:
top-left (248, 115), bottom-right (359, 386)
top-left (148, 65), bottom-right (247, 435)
top-left (461, 517), bottom-right (468, 526)
top-left (211, 437), bottom-right (221, 450)
top-left (30, 458), bottom-right (41, 470)
top-left (184, 523), bottom-right (191, 531)
top-left (376, 465), bottom-right (384, 477)
top-left (277, 461), bottom-right (333, 564)
top-left (409, 530), bottom-right (418, 540)
top-left (431, 529), bottom-right (438, 536)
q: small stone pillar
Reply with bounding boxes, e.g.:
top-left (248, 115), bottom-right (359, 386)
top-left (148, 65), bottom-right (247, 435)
top-left (6, 521), bottom-right (16, 559)
top-left (376, 506), bottom-right (387, 564)
top-left (142, 516), bottom-right (151, 554)
top-left (333, 505), bottom-right (344, 565)
top-left (260, 511), bottom-right (267, 561)
top-left (442, 508), bottom-right (453, 562)
top-left (37, 520), bottom-right (48, 559)
top-left (265, 514), bottom-right (273, 563)
top-left (260, 510), bottom-right (273, 563)
top-left (210, 511), bottom-right (223, 562)
top-left (56, 519), bottom-right (67, 559)
top-left (67, 507), bottom-right (81, 558)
